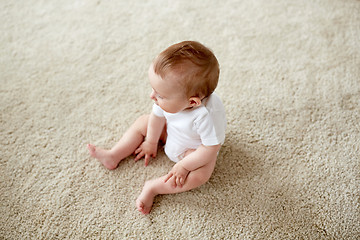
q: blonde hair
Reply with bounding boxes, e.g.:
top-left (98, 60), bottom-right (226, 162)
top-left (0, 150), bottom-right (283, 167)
top-left (153, 41), bottom-right (219, 98)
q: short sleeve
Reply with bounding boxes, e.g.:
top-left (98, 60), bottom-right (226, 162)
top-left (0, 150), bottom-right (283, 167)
top-left (152, 103), bottom-right (164, 117)
top-left (195, 112), bottom-right (224, 146)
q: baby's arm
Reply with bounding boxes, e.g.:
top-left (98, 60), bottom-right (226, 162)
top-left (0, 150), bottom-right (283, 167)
top-left (135, 112), bottom-right (166, 166)
top-left (180, 144), bottom-right (221, 171)
top-left (164, 144), bottom-right (221, 187)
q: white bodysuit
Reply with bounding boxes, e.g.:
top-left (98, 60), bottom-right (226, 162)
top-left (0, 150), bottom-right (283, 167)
top-left (152, 93), bottom-right (226, 162)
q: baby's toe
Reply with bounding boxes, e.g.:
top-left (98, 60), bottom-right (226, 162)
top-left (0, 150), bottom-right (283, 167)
top-left (136, 199), bottom-right (144, 211)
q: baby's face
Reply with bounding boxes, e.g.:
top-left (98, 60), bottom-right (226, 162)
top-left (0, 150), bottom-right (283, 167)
top-left (148, 65), bottom-right (191, 113)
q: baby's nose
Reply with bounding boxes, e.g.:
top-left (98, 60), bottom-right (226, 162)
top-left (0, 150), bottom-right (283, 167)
top-left (150, 90), bottom-right (156, 100)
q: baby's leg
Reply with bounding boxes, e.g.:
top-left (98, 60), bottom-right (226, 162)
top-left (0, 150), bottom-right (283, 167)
top-left (136, 157), bottom-right (216, 214)
top-left (88, 115), bottom-right (150, 169)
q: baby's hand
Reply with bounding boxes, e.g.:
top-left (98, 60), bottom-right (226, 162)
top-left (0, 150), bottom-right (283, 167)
top-left (164, 163), bottom-right (190, 188)
top-left (134, 141), bottom-right (158, 166)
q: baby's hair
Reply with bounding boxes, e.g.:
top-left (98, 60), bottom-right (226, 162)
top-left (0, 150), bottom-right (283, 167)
top-left (153, 41), bottom-right (219, 98)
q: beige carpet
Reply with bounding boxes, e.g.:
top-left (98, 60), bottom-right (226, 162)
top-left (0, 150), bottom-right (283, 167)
top-left (1, 0), bottom-right (359, 239)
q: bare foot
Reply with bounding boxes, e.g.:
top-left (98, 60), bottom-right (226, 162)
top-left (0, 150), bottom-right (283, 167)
top-left (87, 144), bottom-right (119, 170)
top-left (136, 181), bottom-right (156, 215)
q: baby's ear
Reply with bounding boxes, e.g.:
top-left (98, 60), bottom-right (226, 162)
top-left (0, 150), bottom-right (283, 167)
top-left (189, 97), bottom-right (202, 107)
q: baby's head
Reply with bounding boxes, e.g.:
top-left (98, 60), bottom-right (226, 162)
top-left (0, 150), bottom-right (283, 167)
top-left (152, 41), bottom-right (219, 99)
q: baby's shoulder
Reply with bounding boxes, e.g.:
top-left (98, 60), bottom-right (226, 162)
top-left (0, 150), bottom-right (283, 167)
top-left (203, 93), bottom-right (225, 115)
top-left (191, 105), bottom-right (211, 124)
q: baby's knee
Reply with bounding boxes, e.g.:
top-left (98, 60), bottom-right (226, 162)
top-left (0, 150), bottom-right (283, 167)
top-left (136, 114), bottom-right (150, 124)
top-left (133, 114), bottom-right (149, 130)
top-left (190, 161), bottom-right (216, 186)
top-left (191, 170), bottom-right (212, 186)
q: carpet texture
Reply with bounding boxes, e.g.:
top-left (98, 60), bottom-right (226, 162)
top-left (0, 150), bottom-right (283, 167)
top-left (1, 0), bottom-right (359, 239)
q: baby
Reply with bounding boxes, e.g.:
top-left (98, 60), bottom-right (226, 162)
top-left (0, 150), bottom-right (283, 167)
top-left (87, 41), bottom-right (226, 214)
